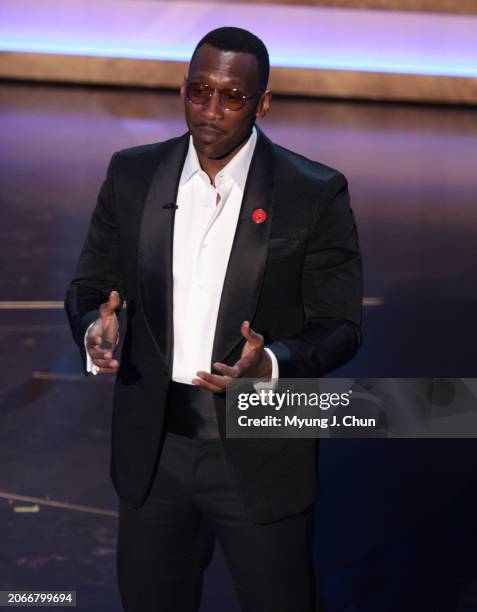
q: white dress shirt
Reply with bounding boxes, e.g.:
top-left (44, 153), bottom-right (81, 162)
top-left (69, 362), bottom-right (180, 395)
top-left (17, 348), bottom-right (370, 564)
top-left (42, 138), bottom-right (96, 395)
top-left (86, 126), bottom-right (278, 383)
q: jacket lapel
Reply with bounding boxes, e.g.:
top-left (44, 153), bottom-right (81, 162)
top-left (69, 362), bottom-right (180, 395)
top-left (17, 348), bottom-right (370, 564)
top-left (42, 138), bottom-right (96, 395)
top-left (137, 134), bottom-right (189, 371)
top-left (211, 129), bottom-right (276, 365)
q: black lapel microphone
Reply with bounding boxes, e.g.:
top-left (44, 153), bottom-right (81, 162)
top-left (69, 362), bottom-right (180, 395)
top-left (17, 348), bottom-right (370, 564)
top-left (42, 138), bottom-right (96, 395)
top-left (162, 202), bottom-right (178, 210)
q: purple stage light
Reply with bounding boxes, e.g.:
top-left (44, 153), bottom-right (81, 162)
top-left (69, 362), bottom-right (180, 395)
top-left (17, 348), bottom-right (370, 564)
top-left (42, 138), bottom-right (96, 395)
top-left (1, 0), bottom-right (476, 78)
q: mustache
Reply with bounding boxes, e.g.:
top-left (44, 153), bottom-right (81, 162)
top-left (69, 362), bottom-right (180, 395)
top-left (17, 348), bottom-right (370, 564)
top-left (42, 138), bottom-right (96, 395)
top-left (194, 122), bottom-right (225, 134)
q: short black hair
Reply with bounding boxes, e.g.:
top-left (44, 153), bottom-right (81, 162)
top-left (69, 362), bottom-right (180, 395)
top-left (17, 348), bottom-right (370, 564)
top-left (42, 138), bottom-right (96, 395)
top-left (190, 27), bottom-right (270, 89)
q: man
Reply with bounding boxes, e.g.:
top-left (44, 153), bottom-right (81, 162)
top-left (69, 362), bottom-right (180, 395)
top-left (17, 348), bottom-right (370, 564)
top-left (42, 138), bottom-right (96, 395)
top-left (65, 26), bottom-right (362, 612)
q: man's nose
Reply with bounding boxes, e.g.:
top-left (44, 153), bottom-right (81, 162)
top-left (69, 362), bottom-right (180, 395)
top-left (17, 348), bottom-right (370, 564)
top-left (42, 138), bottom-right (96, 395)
top-left (201, 90), bottom-right (224, 120)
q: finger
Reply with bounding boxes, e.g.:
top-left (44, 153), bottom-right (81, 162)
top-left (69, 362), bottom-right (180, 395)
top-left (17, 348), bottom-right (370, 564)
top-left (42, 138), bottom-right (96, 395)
top-left (97, 365), bottom-right (120, 375)
top-left (193, 371), bottom-right (229, 393)
top-left (192, 377), bottom-right (224, 393)
top-left (86, 335), bottom-right (102, 348)
top-left (212, 362), bottom-right (241, 378)
top-left (99, 302), bottom-right (114, 318)
top-left (241, 320), bottom-right (251, 339)
top-left (92, 358), bottom-right (119, 369)
top-left (99, 290), bottom-right (120, 317)
top-left (109, 290), bottom-right (121, 308)
top-left (230, 355), bottom-right (255, 376)
top-left (241, 320), bottom-right (263, 345)
top-left (196, 370), bottom-right (229, 386)
top-left (192, 381), bottom-right (223, 393)
top-left (88, 347), bottom-right (114, 360)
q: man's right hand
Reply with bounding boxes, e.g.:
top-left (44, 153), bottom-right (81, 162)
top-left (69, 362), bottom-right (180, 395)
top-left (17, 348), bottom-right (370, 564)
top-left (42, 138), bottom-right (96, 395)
top-left (86, 290), bottom-right (120, 374)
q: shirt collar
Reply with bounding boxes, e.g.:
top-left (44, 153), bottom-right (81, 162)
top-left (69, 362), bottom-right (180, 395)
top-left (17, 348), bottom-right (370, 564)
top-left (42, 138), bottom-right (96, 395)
top-left (179, 126), bottom-right (258, 191)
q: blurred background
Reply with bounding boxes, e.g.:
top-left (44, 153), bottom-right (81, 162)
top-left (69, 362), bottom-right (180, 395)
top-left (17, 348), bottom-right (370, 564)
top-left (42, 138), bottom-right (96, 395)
top-left (1, 1), bottom-right (477, 611)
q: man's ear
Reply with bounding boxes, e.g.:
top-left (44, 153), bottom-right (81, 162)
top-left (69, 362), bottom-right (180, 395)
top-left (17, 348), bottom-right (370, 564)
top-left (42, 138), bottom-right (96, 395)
top-left (180, 77), bottom-right (187, 100)
top-left (256, 90), bottom-right (272, 119)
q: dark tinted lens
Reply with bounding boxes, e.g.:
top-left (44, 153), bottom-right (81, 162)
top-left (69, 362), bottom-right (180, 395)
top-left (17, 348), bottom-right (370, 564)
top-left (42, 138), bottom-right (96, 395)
top-left (187, 82), bottom-right (210, 104)
top-left (222, 89), bottom-right (246, 110)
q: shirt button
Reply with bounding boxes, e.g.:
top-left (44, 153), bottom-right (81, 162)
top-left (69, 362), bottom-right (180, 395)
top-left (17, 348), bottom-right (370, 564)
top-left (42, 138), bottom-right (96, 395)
top-left (201, 243), bottom-right (208, 249)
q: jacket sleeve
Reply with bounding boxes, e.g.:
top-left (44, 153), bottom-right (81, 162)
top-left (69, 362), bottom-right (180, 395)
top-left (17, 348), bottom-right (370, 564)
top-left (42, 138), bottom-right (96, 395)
top-left (64, 153), bottom-right (124, 371)
top-left (266, 173), bottom-right (363, 378)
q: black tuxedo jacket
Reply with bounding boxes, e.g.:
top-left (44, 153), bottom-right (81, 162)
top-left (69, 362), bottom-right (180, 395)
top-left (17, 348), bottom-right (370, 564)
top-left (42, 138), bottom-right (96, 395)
top-left (65, 127), bottom-right (362, 524)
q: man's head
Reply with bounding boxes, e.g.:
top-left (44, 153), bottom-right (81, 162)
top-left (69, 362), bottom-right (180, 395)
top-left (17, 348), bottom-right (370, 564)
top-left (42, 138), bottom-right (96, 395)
top-left (181, 27), bottom-right (271, 162)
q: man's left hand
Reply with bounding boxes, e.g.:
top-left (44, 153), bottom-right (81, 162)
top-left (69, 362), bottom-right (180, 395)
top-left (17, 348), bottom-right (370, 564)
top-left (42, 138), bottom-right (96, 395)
top-left (192, 321), bottom-right (272, 393)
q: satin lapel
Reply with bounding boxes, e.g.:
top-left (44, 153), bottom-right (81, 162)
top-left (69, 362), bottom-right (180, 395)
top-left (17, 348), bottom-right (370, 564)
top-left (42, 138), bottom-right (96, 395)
top-left (137, 134), bottom-right (189, 371)
top-left (211, 130), bottom-right (276, 365)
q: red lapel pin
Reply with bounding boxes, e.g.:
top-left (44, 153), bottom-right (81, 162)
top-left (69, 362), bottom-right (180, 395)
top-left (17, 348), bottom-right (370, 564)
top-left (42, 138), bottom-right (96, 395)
top-left (252, 208), bottom-right (267, 224)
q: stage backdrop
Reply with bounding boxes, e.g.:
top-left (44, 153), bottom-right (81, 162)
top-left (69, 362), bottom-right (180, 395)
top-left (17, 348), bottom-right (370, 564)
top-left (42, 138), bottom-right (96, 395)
top-left (0, 0), bottom-right (477, 104)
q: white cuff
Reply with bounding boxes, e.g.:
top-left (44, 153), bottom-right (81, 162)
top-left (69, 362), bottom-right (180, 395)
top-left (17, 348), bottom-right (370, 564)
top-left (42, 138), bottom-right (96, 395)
top-left (253, 347), bottom-right (279, 392)
top-left (266, 347), bottom-right (279, 380)
top-left (84, 322), bottom-right (100, 376)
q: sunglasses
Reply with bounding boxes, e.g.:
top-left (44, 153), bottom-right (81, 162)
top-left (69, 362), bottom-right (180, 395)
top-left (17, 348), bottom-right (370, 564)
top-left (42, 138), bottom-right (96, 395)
top-left (185, 79), bottom-right (263, 111)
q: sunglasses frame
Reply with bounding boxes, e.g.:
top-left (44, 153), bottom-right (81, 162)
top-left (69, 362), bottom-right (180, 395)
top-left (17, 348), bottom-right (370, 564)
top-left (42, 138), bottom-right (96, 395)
top-left (184, 77), bottom-right (263, 111)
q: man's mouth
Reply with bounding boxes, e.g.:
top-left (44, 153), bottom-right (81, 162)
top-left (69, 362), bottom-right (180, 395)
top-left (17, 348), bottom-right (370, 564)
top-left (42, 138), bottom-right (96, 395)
top-left (194, 123), bottom-right (225, 140)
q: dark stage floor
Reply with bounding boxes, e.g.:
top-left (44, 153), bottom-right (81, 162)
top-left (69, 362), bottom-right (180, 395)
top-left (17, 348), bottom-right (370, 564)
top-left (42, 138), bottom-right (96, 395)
top-left (1, 82), bottom-right (477, 611)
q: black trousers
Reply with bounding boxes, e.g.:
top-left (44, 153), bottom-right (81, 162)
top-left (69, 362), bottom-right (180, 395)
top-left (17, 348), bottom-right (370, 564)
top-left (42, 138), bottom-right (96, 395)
top-left (117, 432), bottom-right (321, 611)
